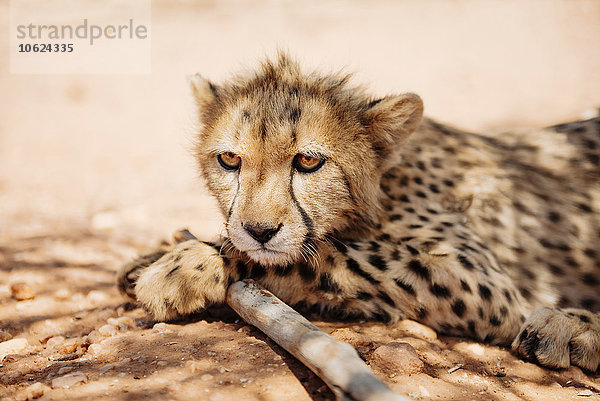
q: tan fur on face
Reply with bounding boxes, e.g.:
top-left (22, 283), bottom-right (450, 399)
top-left (191, 53), bottom-right (423, 266)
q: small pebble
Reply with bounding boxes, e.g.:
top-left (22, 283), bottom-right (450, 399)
top-left (53, 288), bottom-right (71, 301)
top-left (394, 320), bottom-right (438, 342)
top-left (86, 330), bottom-right (103, 344)
top-left (87, 342), bottom-right (111, 358)
top-left (98, 324), bottom-right (119, 337)
top-left (45, 336), bottom-right (65, 349)
top-left (577, 390), bottom-right (593, 397)
top-left (10, 282), bottom-right (35, 301)
top-left (0, 338), bottom-right (29, 360)
top-left (86, 290), bottom-right (108, 304)
top-left (152, 323), bottom-right (173, 333)
top-left (369, 342), bottom-right (425, 375)
top-left (201, 374), bottom-right (213, 381)
top-left (51, 372), bottom-right (87, 388)
top-left (28, 382), bottom-right (48, 399)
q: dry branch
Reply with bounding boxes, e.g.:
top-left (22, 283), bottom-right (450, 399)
top-left (174, 229), bottom-right (411, 400)
top-left (226, 280), bottom-right (412, 401)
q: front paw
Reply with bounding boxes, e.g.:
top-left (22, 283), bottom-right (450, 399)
top-left (512, 307), bottom-right (600, 371)
top-left (135, 240), bottom-right (229, 321)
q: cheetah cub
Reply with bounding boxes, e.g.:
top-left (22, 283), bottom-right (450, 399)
top-left (119, 55), bottom-right (600, 372)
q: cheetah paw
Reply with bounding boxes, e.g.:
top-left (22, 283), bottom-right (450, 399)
top-left (117, 242), bottom-right (172, 300)
top-left (512, 307), bottom-right (600, 372)
top-left (133, 239), bottom-right (230, 321)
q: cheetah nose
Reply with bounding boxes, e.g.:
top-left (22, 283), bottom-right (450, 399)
top-left (243, 223), bottom-right (282, 244)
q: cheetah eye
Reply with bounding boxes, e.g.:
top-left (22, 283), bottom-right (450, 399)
top-left (293, 153), bottom-right (325, 173)
top-left (217, 152), bottom-right (241, 171)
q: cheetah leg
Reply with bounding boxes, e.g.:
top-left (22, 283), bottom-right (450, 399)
top-left (117, 229), bottom-right (234, 320)
top-left (513, 307), bottom-right (600, 372)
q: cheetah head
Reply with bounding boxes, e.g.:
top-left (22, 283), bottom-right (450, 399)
top-left (191, 54), bottom-right (423, 266)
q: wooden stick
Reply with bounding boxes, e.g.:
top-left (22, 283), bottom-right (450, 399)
top-left (227, 280), bottom-right (412, 401)
top-left (173, 230), bottom-right (411, 400)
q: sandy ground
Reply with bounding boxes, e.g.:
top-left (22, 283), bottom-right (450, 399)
top-left (1, 1), bottom-right (600, 400)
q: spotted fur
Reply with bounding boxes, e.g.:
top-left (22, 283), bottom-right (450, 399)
top-left (118, 54), bottom-right (600, 372)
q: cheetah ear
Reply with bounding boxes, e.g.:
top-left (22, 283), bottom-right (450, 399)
top-left (189, 74), bottom-right (220, 106)
top-left (364, 93), bottom-right (424, 145)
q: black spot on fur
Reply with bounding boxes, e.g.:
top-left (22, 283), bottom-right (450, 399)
top-left (460, 280), bottom-right (472, 293)
top-left (576, 202), bottom-right (593, 213)
top-left (416, 306), bottom-right (428, 319)
top-left (579, 314), bottom-right (590, 323)
top-left (503, 289), bottom-right (513, 304)
top-left (346, 258), bottom-right (380, 285)
top-left (395, 279), bottom-right (415, 295)
top-left (451, 299), bottom-right (466, 317)
top-left (331, 239), bottom-right (348, 254)
top-left (429, 184), bottom-right (440, 193)
top-left (548, 264), bottom-right (564, 275)
top-left (582, 298), bottom-right (596, 309)
top-left (489, 315), bottom-right (502, 326)
top-left (369, 241), bottom-right (380, 252)
top-left (275, 264), bottom-right (294, 276)
top-left (236, 260), bottom-right (248, 279)
top-left (430, 283), bottom-right (451, 298)
top-left (368, 254), bottom-right (388, 271)
top-left (250, 264), bottom-right (267, 280)
top-left (547, 211), bottom-right (561, 223)
top-left (519, 287), bottom-right (532, 299)
top-left (468, 320), bottom-right (476, 335)
top-left (357, 291), bottom-right (373, 300)
top-left (457, 255), bottom-right (475, 270)
top-left (407, 260), bottom-right (430, 280)
top-left (298, 262), bottom-right (316, 282)
top-left (406, 245), bottom-right (419, 255)
top-left (399, 195), bottom-right (410, 202)
top-left (478, 284), bottom-right (492, 300)
top-left (564, 256), bottom-right (579, 268)
top-left (317, 274), bottom-right (341, 293)
top-left (377, 291), bottom-right (396, 307)
top-left (389, 214), bottom-right (403, 221)
top-left (582, 273), bottom-right (599, 286)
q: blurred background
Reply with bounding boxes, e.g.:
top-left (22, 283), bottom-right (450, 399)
top-left (1, 0), bottom-right (600, 244)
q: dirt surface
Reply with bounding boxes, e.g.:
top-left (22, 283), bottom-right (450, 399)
top-left (2, 1), bottom-right (600, 400)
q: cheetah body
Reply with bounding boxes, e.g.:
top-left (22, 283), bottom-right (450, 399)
top-left (119, 56), bottom-right (600, 372)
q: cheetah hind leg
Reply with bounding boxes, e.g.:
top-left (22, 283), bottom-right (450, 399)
top-left (116, 229), bottom-right (198, 300)
top-left (512, 307), bottom-right (600, 372)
